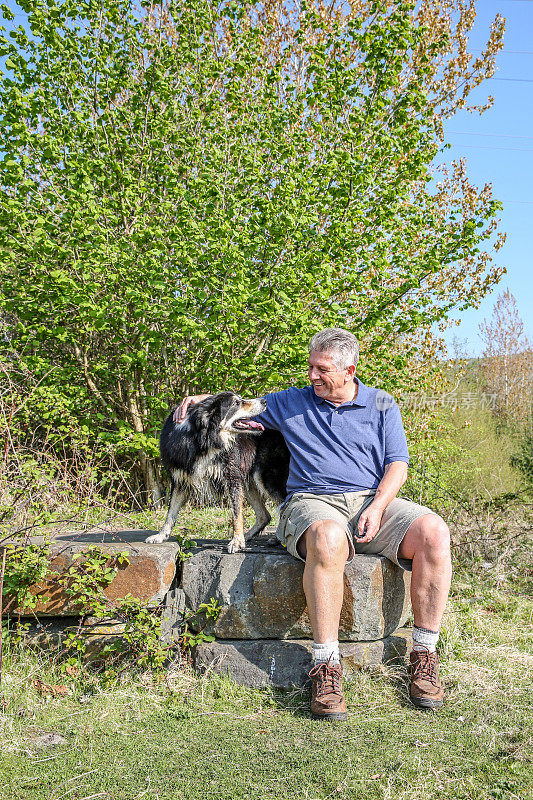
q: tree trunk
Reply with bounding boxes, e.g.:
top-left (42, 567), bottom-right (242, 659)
top-left (139, 452), bottom-right (164, 507)
top-left (126, 382), bottom-right (164, 507)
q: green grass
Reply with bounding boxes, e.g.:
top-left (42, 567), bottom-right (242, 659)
top-left (1, 564), bottom-right (531, 800)
top-left (2, 499), bottom-right (531, 800)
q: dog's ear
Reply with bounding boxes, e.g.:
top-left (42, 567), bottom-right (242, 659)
top-left (191, 392), bottom-right (235, 431)
top-left (218, 393), bottom-right (237, 423)
top-left (190, 396), bottom-right (214, 431)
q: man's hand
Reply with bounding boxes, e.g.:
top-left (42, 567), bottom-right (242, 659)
top-left (356, 501), bottom-right (386, 543)
top-left (173, 394), bottom-right (211, 424)
top-left (355, 461), bottom-right (408, 542)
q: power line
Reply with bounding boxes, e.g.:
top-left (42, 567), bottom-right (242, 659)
top-left (448, 143), bottom-right (533, 152)
top-left (447, 130), bottom-right (533, 140)
top-left (490, 77), bottom-right (533, 82)
top-left (472, 48), bottom-right (533, 54)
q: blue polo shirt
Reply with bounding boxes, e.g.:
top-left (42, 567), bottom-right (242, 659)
top-left (255, 379), bottom-right (409, 499)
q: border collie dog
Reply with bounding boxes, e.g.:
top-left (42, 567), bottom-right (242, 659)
top-left (146, 392), bottom-right (289, 553)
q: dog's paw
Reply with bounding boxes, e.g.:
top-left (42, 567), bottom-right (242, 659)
top-left (145, 533), bottom-right (168, 544)
top-left (227, 537), bottom-right (245, 554)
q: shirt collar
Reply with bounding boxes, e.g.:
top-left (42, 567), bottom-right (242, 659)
top-left (312, 377), bottom-right (369, 408)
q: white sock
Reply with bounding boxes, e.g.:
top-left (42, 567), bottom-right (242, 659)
top-left (412, 625), bottom-right (439, 653)
top-left (313, 640), bottom-right (340, 665)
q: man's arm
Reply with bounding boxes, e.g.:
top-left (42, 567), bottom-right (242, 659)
top-left (356, 461), bottom-right (408, 543)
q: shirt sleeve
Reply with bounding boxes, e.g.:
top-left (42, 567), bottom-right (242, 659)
top-left (252, 390), bottom-right (285, 431)
top-left (383, 402), bottom-right (409, 465)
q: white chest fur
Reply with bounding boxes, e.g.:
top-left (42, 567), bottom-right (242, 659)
top-left (171, 449), bottom-right (227, 501)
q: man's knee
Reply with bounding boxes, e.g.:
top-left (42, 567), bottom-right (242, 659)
top-left (299, 520), bottom-right (349, 565)
top-left (413, 515), bottom-right (451, 561)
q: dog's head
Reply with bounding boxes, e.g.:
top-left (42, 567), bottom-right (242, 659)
top-left (190, 392), bottom-right (266, 447)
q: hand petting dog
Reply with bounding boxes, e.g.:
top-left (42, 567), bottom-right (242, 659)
top-left (173, 394), bottom-right (210, 424)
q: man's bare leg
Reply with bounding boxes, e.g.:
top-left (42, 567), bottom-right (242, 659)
top-left (298, 520), bottom-right (349, 643)
top-left (299, 520), bottom-right (350, 720)
top-left (397, 512), bottom-right (451, 709)
top-left (397, 513), bottom-right (452, 632)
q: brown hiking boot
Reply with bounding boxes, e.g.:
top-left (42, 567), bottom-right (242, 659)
top-left (409, 647), bottom-right (445, 709)
top-left (309, 659), bottom-right (347, 721)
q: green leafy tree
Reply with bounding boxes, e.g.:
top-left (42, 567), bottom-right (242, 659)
top-left (0, 0), bottom-right (505, 501)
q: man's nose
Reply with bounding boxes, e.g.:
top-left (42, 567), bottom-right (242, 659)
top-left (309, 367), bottom-right (320, 379)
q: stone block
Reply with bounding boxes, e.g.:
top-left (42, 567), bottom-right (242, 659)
top-left (182, 539), bottom-right (411, 641)
top-left (161, 587), bottom-right (186, 642)
top-left (14, 617), bottom-right (123, 662)
top-left (194, 630), bottom-right (412, 688)
top-left (2, 530), bottom-right (180, 616)
top-left (16, 606), bottom-right (186, 662)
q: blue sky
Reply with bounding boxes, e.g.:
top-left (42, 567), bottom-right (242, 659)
top-left (439, 0), bottom-right (533, 356)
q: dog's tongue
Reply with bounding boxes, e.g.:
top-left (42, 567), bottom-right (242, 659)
top-left (234, 419), bottom-right (264, 431)
top-left (245, 420), bottom-right (264, 430)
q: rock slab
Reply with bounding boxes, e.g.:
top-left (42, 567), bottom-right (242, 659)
top-left (16, 617), bottom-right (125, 661)
top-left (2, 530), bottom-right (180, 616)
top-left (182, 539), bottom-right (411, 641)
top-left (194, 630), bottom-right (412, 688)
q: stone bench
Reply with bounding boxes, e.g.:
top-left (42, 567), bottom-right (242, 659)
top-left (2, 530), bottom-right (412, 687)
top-left (183, 539), bottom-right (411, 640)
top-left (194, 635), bottom-right (412, 688)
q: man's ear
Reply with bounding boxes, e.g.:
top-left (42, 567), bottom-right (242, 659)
top-left (345, 364), bottom-right (356, 381)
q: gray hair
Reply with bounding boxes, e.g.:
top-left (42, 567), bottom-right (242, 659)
top-left (308, 328), bottom-right (359, 370)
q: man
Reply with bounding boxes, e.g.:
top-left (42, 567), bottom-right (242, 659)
top-left (175, 328), bottom-right (452, 719)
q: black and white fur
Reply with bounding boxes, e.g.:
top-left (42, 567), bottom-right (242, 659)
top-left (146, 392), bottom-right (289, 553)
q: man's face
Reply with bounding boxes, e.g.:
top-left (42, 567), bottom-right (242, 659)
top-left (308, 349), bottom-right (354, 400)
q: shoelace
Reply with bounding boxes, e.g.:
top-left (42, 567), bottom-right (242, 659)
top-left (309, 662), bottom-right (343, 697)
top-left (411, 648), bottom-right (439, 685)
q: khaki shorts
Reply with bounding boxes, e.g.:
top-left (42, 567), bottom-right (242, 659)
top-left (276, 491), bottom-right (439, 572)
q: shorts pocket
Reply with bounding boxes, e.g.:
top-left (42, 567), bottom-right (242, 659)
top-left (276, 510), bottom-right (294, 544)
